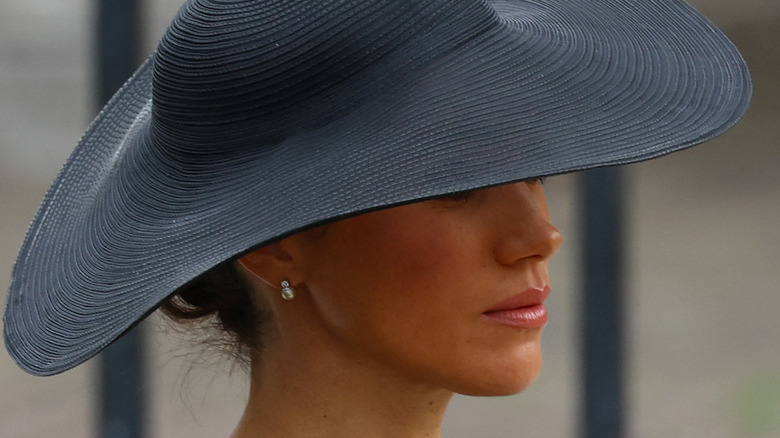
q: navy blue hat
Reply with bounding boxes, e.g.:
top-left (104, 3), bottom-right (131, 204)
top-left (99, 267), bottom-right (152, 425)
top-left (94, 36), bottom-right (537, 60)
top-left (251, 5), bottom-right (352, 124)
top-left (5, 0), bottom-right (751, 375)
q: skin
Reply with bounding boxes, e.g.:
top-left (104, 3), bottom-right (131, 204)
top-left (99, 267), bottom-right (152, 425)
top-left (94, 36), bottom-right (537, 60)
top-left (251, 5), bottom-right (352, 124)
top-left (233, 181), bottom-right (562, 438)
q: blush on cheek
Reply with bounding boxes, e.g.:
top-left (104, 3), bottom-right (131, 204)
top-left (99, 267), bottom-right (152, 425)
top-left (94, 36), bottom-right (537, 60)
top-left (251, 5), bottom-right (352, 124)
top-left (354, 215), bottom-right (459, 287)
top-left (389, 238), bottom-right (447, 282)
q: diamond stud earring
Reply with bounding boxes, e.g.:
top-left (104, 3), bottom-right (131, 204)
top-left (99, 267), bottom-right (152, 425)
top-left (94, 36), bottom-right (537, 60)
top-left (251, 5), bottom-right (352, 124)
top-left (280, 280), bottom-right (295, 301)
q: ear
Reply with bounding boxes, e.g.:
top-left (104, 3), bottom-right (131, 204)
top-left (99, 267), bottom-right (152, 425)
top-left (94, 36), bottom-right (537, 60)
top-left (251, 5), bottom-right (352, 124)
top-left (237, 240), bottom-right (298, 288)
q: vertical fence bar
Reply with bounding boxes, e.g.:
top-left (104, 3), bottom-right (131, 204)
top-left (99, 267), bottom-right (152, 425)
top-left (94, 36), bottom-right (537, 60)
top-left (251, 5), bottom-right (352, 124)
top-left (580, 167), bottom-right (626, 438)
top-left (95, 1), bottom-right (144, 437)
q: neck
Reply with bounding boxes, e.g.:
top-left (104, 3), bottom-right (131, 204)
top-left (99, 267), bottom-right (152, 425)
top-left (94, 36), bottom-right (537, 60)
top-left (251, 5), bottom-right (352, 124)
top-left (230, 332), bottom-right (453, 438)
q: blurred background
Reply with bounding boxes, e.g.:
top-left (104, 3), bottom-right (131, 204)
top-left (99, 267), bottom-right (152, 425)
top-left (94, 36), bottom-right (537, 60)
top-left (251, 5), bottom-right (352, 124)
top-left (1, 0), bottom-right (777, 437)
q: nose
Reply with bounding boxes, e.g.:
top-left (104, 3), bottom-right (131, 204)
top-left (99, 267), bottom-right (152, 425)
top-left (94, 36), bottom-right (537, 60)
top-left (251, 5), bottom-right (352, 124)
top-left (491, 182), bottom-right (563, 266)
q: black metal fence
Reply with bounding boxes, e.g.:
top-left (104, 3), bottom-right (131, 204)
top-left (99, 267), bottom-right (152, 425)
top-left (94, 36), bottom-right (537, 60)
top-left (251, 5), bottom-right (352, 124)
top-left (96, 2), bottom-right (145, 437)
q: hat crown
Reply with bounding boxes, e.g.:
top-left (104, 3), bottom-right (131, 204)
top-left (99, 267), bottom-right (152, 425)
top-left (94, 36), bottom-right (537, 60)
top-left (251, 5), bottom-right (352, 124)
top-left (151, 0), bottom-right (496, 147)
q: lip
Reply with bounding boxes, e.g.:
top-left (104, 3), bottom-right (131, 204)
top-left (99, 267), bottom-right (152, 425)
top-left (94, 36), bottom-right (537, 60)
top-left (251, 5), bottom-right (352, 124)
top-left (482, 286), bottom-right (550, 329)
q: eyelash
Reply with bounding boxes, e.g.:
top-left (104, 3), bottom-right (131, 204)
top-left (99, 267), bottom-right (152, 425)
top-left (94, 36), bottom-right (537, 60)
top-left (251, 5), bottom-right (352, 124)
top-left (436, 177), bottom-right (546, 203)
top-left (437, 190), bottom-right (475, 202)
top-left (524, 177), bottom-right (547, 185)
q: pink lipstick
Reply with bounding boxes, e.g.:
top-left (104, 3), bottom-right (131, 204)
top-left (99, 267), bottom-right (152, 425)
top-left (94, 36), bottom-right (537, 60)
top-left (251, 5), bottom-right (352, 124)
top-left (483, 287), bottom-right (550, 329)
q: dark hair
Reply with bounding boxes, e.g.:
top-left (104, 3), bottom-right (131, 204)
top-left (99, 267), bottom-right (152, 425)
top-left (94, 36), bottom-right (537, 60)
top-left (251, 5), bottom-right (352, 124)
top-left (159, 260), bottom-right (263, 364)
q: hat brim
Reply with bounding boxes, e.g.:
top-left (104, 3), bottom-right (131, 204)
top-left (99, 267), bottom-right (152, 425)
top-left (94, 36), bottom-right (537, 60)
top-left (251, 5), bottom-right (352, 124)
top-left (5, 0), bottom-right (751, 375)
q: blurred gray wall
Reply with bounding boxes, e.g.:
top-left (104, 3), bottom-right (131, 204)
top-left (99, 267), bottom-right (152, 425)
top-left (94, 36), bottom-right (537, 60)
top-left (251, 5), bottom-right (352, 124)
top-left (1, 1), bottom-right (778, 437)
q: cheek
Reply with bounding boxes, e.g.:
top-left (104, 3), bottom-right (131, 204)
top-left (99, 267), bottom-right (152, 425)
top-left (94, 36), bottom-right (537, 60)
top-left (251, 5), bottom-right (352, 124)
top-left (369, 227), bottom-right (465, 288)
top-left (300, 212), bottom-right (480, 361)
top-left (307, 215), bottom-right (468, 326)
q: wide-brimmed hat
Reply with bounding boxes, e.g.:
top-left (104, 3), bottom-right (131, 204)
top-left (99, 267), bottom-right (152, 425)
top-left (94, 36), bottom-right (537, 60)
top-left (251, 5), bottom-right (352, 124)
top-left (5, 0), bottom-right (750, 375)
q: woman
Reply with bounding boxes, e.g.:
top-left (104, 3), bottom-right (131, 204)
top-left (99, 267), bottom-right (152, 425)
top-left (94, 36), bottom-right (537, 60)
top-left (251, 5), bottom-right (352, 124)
top-left (215, 180), bottom-right (561, 436)
top-left (4, 0), bottom-right (750, 436)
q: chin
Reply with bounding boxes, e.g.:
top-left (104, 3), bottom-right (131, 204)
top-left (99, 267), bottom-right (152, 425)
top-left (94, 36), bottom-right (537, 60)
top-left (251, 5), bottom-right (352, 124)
top-left (466, 371), bottom-right (541, 397)
top-left (494, 367), bottom-right (542, 396)
top-left (454, 352), bottom-right (543, 397)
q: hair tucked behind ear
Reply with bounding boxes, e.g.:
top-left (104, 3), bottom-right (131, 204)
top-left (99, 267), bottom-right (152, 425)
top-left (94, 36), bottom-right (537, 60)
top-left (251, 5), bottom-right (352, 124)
top-left (160, 260), bottom-right (265, 365)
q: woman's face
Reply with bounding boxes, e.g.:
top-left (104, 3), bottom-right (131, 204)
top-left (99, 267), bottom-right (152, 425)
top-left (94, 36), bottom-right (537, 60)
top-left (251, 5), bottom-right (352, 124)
top-left (282, 181), bottom-right (562, 396)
